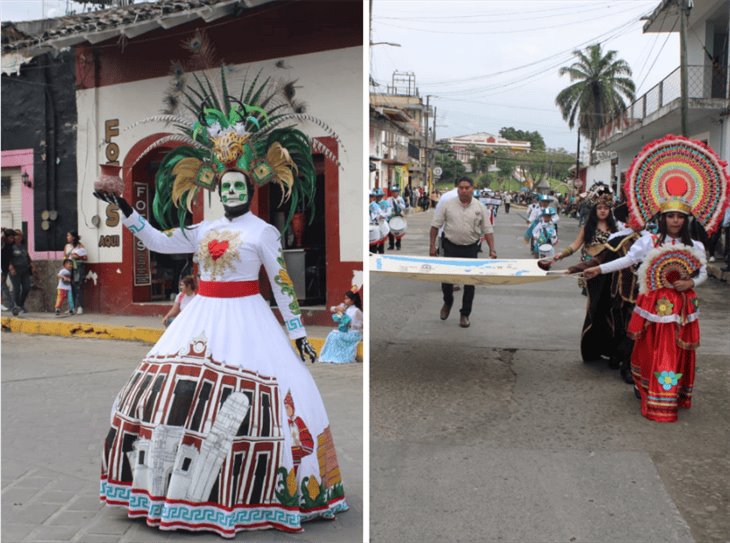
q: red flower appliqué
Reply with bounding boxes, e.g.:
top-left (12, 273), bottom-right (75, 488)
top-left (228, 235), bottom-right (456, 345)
top-left (208, 240), bottom-right (229, 260)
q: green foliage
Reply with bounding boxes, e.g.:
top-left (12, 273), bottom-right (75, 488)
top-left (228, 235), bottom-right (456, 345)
top-left (499, 127), bottom-right (546, 151)
top-left (434, 150), bottom-right (466, 184)
top-left (477, 172), bottom-right (496, 188)
top-left (300, 477), bottom-right (327, 509)
top-left (274, 467), bottom-right (300, 507)
top-left (556, 43), bottom-right (636, 151)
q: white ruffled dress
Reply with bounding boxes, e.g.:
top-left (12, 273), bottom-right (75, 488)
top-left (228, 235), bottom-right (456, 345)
top-left (100, 210), bottom-right (347, 538)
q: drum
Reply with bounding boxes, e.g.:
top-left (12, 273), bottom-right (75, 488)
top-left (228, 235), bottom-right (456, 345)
top-left (379, 220), bottom-right (390, 239)
top-left (369, 221), bottom-right (389, 246)
top-left (538, 244), bottom-right (554, 259)
top-left (389, 216), bottom-right (407, 238)
top-left (369, 224), bottom-right (381, 244)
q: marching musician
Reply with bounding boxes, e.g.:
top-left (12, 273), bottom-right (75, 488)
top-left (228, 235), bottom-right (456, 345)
top-left (387, 186), bottom-right (407, 251)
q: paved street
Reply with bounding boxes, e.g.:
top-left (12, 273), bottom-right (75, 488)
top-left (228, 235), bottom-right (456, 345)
top-left (2, 336), bottom-right (362, 543)
top-left (370, 204), bottom-right (729, 542)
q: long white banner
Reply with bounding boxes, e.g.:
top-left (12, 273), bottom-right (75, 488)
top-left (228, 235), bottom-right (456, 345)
top-left (370, 254), bottom-right (563, 286)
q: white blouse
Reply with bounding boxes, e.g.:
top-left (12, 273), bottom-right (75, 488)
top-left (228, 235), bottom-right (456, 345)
top-left (598, 232), bottom-right (707, 287)
top-left (122, 210), bottom-right (307, 339)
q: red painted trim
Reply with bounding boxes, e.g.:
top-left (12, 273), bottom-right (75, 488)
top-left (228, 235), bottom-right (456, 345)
top-left (319, 137), bottom-right (361, 308)
top-left (90, 134), bottom-right (361, 319)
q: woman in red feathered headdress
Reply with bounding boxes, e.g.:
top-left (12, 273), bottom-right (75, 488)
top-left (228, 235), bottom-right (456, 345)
top-left (584, 135), bottom-right (729, 422)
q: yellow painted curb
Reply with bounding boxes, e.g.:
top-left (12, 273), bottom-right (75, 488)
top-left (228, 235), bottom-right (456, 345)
top-left (1, 317), bottom-right (362, 359)
top-left (2, 316), bottom-right (163, 344)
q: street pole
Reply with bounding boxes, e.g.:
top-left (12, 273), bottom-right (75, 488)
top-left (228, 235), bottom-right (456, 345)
top-left (431, 105), bottom-right (437, 195)
top-left (679, 0), bottom-right (691, 136)
top-left (424, 95), bottom-right (430, 191)
top-left (575, 128), bottom-right (581, 191)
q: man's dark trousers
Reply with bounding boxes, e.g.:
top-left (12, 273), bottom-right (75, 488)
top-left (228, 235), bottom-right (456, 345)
top-left (441, 237), bottom-right (480, 317)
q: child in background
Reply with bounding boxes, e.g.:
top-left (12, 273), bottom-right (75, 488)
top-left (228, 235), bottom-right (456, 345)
top-left (319, 289), bottom-right (363, 364)
top-left (55, 259), bottom-right (75, 316)
top-left (532, 207), bottom-right (558, 257)
top-left (162, 275), bottom-right (198, 327)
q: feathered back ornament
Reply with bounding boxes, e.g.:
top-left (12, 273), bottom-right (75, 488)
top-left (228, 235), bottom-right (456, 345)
top-left (129, 30), bottom-right (342, 232)
top-left (624, 135), bottom-right (730, 235)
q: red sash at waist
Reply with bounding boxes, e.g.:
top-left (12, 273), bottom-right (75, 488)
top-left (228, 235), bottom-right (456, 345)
top-left (198, 280), bottom-right (260, 298)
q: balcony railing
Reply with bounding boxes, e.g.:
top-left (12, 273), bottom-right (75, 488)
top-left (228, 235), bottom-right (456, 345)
top-left (382, 142), bottom-right (409, 164)
top-left (597, 64), bottom-right (729, 144)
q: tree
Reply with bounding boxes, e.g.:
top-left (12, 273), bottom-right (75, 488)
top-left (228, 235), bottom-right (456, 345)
top-left (434, 149), bottom-right (466, 185)
top-left (492, 149), bottom-right (515, 181)
top-left (499, 127), bottom-right (546, 152)
top-left (466, 144), bottom-right (492, 177)
top-left (555, 43), bottom-right (635, 153)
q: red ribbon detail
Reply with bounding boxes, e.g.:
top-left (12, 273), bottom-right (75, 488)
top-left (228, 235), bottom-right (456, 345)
top-left (198, 280), bottom-right (259, 298)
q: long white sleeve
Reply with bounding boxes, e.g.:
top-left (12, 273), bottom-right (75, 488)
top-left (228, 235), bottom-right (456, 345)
top-left (122, 210), bottom-right (198, 254)
top-left (258, 224), bottom-right (307, 340)
top-left (691, 240), bottom-right (708, 287)
top-left (599, 232), bottom-right (652, 274)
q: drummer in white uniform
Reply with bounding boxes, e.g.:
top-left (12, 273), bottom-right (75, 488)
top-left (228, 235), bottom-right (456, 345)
top-left (369, 188), bottom-right (389, 254)
top-left (387, 186), bottom-right (407, 251)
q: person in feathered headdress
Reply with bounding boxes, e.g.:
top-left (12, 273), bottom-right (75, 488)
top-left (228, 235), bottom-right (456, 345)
top-left (94, 46), bottom-right (348, 535)
top-left (584, 135), bottom-right (729, 422)
top-left (551, 185), bottom-right (624, 368)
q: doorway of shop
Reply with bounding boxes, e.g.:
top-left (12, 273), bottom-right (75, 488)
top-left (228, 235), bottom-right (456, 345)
top-left (129, 149), bottom-right (193, 304)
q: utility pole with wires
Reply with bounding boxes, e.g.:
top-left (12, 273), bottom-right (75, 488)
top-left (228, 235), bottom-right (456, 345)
top-left (679, 0), bottom-right (693, 136)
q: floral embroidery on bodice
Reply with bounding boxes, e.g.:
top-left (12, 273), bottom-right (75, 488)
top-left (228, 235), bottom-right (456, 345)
top-left (198, 229), bottom-right (242, 280)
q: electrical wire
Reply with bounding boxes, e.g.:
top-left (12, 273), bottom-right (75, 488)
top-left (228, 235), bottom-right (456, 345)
top-left (374, 3), bottom-right (648, 36)
top-left (374, 8), bottom-right (649, 89)
top-left (378, 2), bottom-right (630, 25)
top-left (635, 17), bottom-right (678, 93)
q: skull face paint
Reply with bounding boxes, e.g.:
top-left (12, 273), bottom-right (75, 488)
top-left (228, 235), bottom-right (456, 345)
top-left (220, 171), bottom-right (249, 207)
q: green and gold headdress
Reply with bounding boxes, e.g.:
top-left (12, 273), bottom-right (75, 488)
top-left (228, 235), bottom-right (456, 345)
top-left (129, 32), bottom-right (341, 232)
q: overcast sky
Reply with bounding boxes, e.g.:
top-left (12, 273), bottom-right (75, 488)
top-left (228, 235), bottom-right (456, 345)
top-left (0, 1), bottom-right (98, 21)
top-left (370, 0), bottom-right (681, 152)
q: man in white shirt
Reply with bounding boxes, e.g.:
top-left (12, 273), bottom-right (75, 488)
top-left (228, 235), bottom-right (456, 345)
top-left (429, 177), bottom-right (496, 328)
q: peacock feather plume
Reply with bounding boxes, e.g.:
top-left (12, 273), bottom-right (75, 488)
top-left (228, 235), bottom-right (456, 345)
top-left (136, 31), bottom-right (341, 232)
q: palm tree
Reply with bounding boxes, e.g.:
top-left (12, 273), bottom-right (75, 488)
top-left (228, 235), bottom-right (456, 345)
top-left (556, 43), bottom-right (636, 154)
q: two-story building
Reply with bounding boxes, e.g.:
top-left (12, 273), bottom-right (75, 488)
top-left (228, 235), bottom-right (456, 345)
top-left (588, 0), bottom-right (728, 195)
top-left (369, 71), bottom-right (432, 195)
top-left (446, 132), bottom-right (531, 176)
top-left (1, 0), bottom-right (363, 324)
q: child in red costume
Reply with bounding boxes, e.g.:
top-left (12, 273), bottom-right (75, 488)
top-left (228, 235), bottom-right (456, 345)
top-left (585, 208), bottom-right (706, 422)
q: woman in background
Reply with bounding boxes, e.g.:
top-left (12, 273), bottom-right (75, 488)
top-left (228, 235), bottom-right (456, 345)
top-left (319, 289), bottom-right (363, 364)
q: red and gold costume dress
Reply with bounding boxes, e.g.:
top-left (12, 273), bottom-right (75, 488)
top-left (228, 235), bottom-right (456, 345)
top-left (599, 234), bottom-right (706, 422)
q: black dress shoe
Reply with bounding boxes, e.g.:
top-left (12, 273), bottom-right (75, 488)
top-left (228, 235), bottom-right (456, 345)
top-left (620, 366), bottom-right (634, 384)
top-left (460, 315), bottom-right (470, 328)
top-left (633, 386), bottom-right (641, 400)
top-left (440, 304), bottom-right (451, 320)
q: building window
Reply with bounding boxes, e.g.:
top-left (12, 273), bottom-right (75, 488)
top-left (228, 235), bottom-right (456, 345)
top-left (182, 457), bottom-right (191, 471)
top-left (1, 176), bottom-right (10, 196)
top-left (138, 450), bottom-right (145, 465)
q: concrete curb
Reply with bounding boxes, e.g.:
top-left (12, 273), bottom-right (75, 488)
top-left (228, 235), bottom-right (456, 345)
top-left (707, 262), bottom-right (730, 282)
top-left (0, 316), bottom-right (363, 358)
top-left (1, 316), bottom-right (163, 343)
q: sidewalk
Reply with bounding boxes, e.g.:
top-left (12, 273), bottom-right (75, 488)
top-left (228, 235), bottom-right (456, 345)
top-left (0, 311), bottom-right (361, 358)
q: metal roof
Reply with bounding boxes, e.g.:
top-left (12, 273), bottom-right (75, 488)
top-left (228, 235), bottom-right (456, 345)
top-left (1, 0), bottom-right (274, 58)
